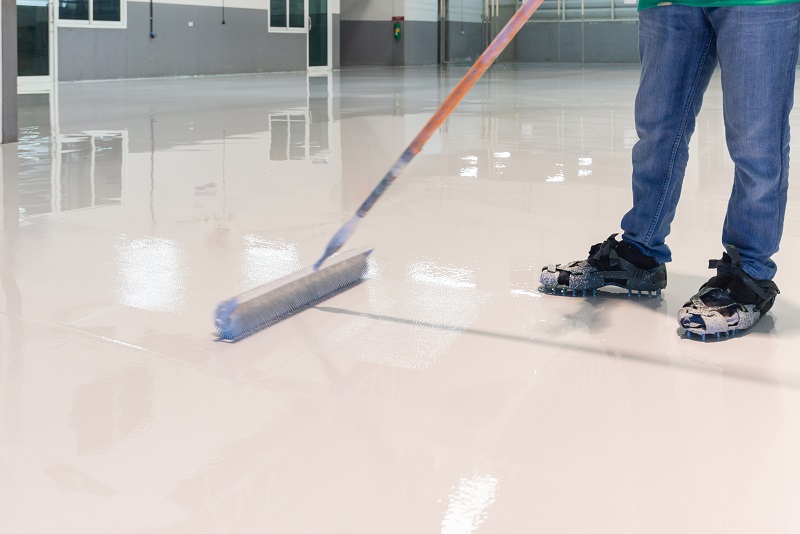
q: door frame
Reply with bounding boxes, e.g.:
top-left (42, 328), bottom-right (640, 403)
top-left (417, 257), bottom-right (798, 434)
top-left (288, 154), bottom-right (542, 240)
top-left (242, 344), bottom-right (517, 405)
top-left (17, 0), bottom-right (58, 94)
top-left (307, 0), bottom-right (332, 71)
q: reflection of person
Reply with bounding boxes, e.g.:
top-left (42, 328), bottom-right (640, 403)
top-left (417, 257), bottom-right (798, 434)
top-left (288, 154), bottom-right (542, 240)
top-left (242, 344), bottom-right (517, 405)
top-left (540, 3), bottom-right (800, 339)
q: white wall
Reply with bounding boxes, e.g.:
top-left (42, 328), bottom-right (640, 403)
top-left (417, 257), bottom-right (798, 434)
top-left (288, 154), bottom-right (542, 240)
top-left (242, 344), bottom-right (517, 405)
top-left (405, 0), bottom-right (437, 22)
top-left (339, 0), bottom-right (489, 24)
top-left (127, 0), bottom-right (339, 14)
top-left (341, 0), bottom-right (397, 21)
top-left (128, 0), bottom-right (267, 9)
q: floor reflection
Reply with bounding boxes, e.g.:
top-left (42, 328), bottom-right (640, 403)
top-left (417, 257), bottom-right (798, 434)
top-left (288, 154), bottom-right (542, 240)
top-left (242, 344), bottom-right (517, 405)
top-left (4, 66), bottom-right (800, 534)
top-left (17, 93), bottom-right (127, 222)
top-left (17, 93), bottom-right (52, 218)
top-left (13, 72), bottom-right (342, 228)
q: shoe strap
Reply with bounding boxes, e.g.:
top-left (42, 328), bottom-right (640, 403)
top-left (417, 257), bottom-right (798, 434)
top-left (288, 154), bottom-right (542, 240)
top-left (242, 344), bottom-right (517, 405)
top-left (589, 233), bottom-right (620, 265)
top-left (589, 233), bottom-right (653, 280)
top-left (708, 244), bottom-right (780, 307)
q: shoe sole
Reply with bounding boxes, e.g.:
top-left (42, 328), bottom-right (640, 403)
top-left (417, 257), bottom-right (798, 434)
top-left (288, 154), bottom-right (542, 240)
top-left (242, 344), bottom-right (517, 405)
top-left (539, 283), bottom-right (662, 298)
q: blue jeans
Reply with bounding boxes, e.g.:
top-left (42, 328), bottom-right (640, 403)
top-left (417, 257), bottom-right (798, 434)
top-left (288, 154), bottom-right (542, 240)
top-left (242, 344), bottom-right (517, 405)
top-left (620, 4), bottom-right (800, 280)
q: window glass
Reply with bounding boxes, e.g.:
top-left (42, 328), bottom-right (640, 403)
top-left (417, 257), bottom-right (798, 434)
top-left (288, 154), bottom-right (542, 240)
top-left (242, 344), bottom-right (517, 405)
top-left (93, 0), bottom-right (121, 21)
top-left (271, 0), bottom-right (305, 29)
top-left (59, 0), bottom-right (89, 20)
top-left (17, 3), bottom-right (50, 76)
top-left (270, 0), bottom-right (287, 27)
top-left (59, 0), bottom-right (122, 23)
top-left (289, 0), bottom-right (304, 28)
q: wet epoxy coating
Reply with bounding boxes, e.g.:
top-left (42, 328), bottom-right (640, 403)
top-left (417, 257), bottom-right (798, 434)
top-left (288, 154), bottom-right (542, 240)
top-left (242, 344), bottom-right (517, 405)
top-left (3, 66), bottom-right (800, 533)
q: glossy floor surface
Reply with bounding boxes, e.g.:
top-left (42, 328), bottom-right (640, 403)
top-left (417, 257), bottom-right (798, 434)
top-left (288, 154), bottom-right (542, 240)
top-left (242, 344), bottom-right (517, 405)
top-left (3, 66), bottom-right (800, 533)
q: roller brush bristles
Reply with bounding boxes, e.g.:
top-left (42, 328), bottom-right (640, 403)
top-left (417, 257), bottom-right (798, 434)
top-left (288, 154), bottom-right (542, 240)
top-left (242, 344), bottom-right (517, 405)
top-left (215, 246), bottom-right (373, 342)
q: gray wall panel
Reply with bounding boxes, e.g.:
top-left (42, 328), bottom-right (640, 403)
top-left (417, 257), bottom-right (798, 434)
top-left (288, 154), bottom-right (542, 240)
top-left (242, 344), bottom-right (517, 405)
top-left (339, 19), bottom-right (635, 66)
top-left (517, 21), bottom-right (639, 63)
top-left (445, 21), bottom-right (484, 63)
top-left (2, 0), bottom-right (18, 142)
top-left (557, 23), bottom-right (583, 63)
top-left (340, 20), bottom-right (396, 67)
top-left (583, 21), bottom-right (638, 63)
top-left (404, 20), bottom-right (437, 66)
top-left (495, 7), bottom-right (518, 63)
top-left (516, 22), bottom-right (560, 62)
top-left (59, 3), bottom-right (306, 81)
top-left (340, 20), bottom-right (437, 67)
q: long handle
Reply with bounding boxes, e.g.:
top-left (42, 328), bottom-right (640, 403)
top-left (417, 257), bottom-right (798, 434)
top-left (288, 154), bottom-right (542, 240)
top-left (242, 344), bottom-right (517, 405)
top-left (314, 0), bottom-right (544, 270)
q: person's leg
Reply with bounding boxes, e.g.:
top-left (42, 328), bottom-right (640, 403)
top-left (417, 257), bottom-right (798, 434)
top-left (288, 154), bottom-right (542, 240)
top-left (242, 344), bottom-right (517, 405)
top-left (710, 4), bottom-right (800, 281)
top-left (539, 6), bottom-right (717, 296)
top-left (620, 6), bottom-right (718, 264)
top-left (677, 5), bottom-right (800, 339)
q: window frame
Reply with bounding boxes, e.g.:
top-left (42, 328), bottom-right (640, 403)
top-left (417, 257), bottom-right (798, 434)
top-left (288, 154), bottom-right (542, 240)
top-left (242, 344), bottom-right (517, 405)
top-left (529, 0), bottom-right (637, 21)
top-left (268, 0), bottom-right (308, 33)
top-left (58, 0), bottom-right (127, 29)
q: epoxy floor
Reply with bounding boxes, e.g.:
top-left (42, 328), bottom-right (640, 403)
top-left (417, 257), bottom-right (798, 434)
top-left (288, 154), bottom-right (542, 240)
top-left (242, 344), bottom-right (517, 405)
top-left (3, 65), bottom-right (800, 533)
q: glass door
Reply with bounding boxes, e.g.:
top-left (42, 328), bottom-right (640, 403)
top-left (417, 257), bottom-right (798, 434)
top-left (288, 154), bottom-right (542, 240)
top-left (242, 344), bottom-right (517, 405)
top-left (308, 0), bottom-right (330, 70)
top-left (17, 0), bottom-right (56, 93)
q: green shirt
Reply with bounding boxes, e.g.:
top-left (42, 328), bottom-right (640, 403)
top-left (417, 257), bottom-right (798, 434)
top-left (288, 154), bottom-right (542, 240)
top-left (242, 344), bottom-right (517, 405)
top-left (639, 0), bottom-right (800, 11)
